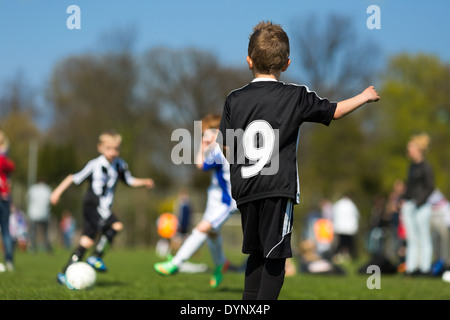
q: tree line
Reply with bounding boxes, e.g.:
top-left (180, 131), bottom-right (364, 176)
top-left (2, 16), bottom-right (449, 245)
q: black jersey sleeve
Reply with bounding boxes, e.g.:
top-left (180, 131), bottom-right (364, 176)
top-left (298, 86), bottom-right (337, 126)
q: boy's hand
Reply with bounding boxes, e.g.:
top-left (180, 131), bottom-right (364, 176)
top-left (202, 130), bottom-right (217, 148)
top-left (143, 178), bottom-right (154, 189)
top-left (362, 86), bottom-right (380, 103)
top-left (334, 86), bottom-right (380, 119)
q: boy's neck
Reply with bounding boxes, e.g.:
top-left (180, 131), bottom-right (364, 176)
top-left (253, 70), bottom-right (281, 81)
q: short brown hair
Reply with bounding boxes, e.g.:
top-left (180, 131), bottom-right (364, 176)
top-left (248, 21), bottom-right (290, 74)
top-left (201, 114), bottom-right (221, 131)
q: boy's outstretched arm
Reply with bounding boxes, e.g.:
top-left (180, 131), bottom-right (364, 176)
top-left (50, 174), bottom-right (74, 205)
top-left (131, 178), bottom-right (154, 189)
top-left (333, 86), bottom-right (380, 120)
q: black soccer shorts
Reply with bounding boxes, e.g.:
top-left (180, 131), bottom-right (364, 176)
top-left (82, 201), bottom-right (120, 239)
top-left (238, 197), bottom-right (294, 259)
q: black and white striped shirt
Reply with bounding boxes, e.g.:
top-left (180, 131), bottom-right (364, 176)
top-left (72, 155), bottom-right (135, 219)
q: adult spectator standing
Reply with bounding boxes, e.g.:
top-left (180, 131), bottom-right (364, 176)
top-left (400, 133), bottom-right (435, 275)
top-left (27, 178), bottom-right (53, 253)
top-left (332, 194), bottom-right (360, 262)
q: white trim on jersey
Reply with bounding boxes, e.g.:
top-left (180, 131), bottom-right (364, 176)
top-left (295, 128), bottom-right (301, 204)
top-left (266, 199), bottom-right (293, 258)
top-left (286, 82), bottom-right (338, 104)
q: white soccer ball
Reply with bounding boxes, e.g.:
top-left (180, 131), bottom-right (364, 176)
top-left (65, 262), bottom-right (97, 290)
top-left (442, 270), bottom-right (450, 283)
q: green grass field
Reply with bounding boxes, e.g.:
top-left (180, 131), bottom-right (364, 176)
top-left (1, 247), bottom-right (449, 300)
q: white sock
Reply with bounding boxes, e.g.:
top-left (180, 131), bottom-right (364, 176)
top-left (172, 229), bottom-right (208, 266)
top-left (207, 234), bottom-right (225, 267)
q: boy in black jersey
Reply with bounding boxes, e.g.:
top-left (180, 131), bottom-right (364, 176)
top-left (219, 21), bottom-right (380, 300)
top-left (51, 130), bottom-right (154, 285)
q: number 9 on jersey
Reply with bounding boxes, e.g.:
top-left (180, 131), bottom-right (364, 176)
top-left (241, 120), bottom-right (279, 178)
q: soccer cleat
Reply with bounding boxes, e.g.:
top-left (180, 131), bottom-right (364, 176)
top-left (57, 272), bottom-right (77, 290)
top-left (154, 260), bottom-right (179, 276)
top-left (57, 272), bottom-right (66, 284)
top-left (209, 260), bottom-right (230, 288)
top-left (57, 272), bottom-right (70, 286)
top-left (87, 256), bottom-right (107, 272)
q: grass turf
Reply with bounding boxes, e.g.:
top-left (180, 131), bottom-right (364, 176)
top-left (1, 247), bottom-right (449, 300)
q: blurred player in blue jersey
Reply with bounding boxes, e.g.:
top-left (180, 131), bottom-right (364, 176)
top-left (154, 114), bottom-right (237, 288)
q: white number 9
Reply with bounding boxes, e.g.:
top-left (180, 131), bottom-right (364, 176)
top-left (241, 120), bottom-right (278, 178)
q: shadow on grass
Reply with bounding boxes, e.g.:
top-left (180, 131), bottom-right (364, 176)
top-left (95, 279), bottom-right (128, 287)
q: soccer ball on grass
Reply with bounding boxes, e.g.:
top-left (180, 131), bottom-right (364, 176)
top-left (442, 270), bottom-right (450, 283)
top-left (65, 262), bottom-right (97, 290)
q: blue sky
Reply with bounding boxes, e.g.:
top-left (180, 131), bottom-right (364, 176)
top-left (1, 0), bottom-right (449, 92)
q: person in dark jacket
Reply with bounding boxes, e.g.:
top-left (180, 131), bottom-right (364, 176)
top-left (400, 133), bottom-right (434, 275)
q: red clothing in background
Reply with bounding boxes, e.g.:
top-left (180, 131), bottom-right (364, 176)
top-left (0, 154), bottom-right (15, 200)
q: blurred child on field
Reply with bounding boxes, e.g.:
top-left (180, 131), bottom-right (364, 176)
top-left (154, 114), bottom-right (238, 288)
top-left (51, 130), bottom-right (154, 285)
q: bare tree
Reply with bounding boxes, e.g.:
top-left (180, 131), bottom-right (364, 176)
top-left (139, 47), bottom-right (251, 186)
top-left (287, 14), bottom-right (382, 212)
top-left (291, 14), bottom-right (381, 100)
top-left (141, 47), bottom-right (250, 129)
top-left (0, 74), bottom-right (40, 184)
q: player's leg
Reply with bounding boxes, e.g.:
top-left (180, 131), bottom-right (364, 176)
top-left (0, 200), bottom-right (14, 270)
top-left (154, 198), bottom-right (222, 275)
top-left (260, 198), bottom-right (293, 299)
top-left (154, 222), bottom-right (210, 275)
top-left (57, 203), bottom-right (97, 284)
top-left (206, 205), bottom-right (235, 287)
top-left (242, 253), bottom-right (264, 300)
top-left (240, 198), bottom-right (293, 300)
top-left (257, 257), bottom-right (286, 300)
top-left (402, 201), bottom-right (420, 273)
top-left (207, 232), bottom-right (225, 267)
top-left (173, 224), bottom-right (209, 265)
top-left (207, 232), bottom-right (230, 288)
top-left (57, 235), bottom-right (94, 284)
top-left (416, 203), bottom-right (432, 273)
top-left (239, 200), bottom-right (263, 299)
top-left (88, 220), bottom-right (122, 272)
top-left (64, 236), bottom-right (94, 270)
